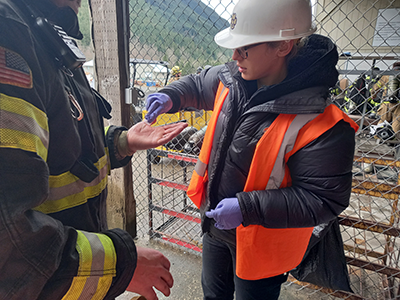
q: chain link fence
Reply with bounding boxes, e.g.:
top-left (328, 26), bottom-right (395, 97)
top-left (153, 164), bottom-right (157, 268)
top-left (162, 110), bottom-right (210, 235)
top-left (127, 0), bottom-right (400, 298)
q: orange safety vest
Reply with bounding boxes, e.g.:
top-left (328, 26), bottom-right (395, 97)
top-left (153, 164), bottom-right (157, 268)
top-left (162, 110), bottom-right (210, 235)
top-left (187, 82), bottom-right (359, 280)
top-left (187, 82), bottom-right (229, 208)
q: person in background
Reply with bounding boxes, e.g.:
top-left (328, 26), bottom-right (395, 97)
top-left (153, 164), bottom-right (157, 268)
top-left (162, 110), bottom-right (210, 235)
top-left (375, 62), bottom-right (400, 138)
top-left (343, 69), bottom-right (381, 117)
top-left (366, 67), bottom-right (382, 118)
top-left (144, 0), bottom-right (358, 299)
top-left (168, 66), bottom-right (181, 84)
top-left (0, 0), bottom-right (188, 299)
top-left (343, 74), bottom-right (368, 115)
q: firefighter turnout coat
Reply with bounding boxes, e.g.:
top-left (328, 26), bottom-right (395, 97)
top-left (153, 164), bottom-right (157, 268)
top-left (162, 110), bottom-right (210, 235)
top-left (160, 34), bottom-right (357, 280)
top-left (0, 0), bottom-right (136, 298)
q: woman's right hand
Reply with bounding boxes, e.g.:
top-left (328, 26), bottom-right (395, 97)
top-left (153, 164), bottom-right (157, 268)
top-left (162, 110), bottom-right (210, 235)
top-left (145, 93), bottom-right (173, 124)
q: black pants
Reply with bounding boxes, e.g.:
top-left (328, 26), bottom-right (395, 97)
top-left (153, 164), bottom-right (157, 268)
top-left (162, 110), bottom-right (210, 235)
top-left (201, 232), bottom-right (288, 300)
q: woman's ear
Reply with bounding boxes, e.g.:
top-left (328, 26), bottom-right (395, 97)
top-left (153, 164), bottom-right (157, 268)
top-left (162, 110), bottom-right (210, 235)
top-left (276, 40), bottom-right (295, 57)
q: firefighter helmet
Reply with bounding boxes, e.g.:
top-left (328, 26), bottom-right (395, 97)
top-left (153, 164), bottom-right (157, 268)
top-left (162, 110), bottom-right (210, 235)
top-left (171, 66), bottom-right (181, 76)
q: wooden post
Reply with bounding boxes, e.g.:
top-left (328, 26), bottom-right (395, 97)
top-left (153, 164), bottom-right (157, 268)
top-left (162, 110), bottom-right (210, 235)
top-left (88, 0), bottom-right (136, 237)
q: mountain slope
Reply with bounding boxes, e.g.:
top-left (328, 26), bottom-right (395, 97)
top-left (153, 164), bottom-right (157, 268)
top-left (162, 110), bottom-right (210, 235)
top-left (130, 0), bottom-right (231, 70)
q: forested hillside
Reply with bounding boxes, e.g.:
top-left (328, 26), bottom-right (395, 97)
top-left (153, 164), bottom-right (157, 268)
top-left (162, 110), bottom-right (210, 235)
top-left (130, 0), bottom-right (231, 74)
top-left (78, 0), bottom-right (232, 74)
top-left (77, 0), bottom-right (91, 48)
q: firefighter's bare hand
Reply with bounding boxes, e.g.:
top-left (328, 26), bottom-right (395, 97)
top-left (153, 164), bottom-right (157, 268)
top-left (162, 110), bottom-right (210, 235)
top-left (127, 120), bottom-right (187, 152)
top-left (126, 247), bottom-right (174, 300)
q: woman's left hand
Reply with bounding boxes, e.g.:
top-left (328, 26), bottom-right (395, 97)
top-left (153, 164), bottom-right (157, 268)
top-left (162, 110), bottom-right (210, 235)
top-left (206, 197), bottom-right (243, 230)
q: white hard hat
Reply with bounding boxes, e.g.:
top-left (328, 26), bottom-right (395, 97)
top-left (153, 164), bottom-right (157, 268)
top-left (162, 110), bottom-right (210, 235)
top-left (214, 0), bottom-right (317, 49)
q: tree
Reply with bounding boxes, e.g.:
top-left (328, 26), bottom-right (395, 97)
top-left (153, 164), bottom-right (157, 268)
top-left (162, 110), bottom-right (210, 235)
top-left (77, 0), bottom-right (91, 48)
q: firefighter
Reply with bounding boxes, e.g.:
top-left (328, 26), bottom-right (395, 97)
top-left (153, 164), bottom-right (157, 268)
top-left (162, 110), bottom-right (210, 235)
top-left (168, 65), bottom-right (181, 84)
top-left (0, 0), bottom-right (188, 299)
top-left (367, 67), bottom-right (383, 118)
top-left (343, 74), bottom-right (367, 115)
top-left (343, 71), bottom-right (381, 117)
top-left (376, 62), bottom-right (400, 137)
top-left (145, 0), bottom-right (358, 299)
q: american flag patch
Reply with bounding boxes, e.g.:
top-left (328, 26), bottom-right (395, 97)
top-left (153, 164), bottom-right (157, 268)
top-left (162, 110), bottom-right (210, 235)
top-left (0, 46), bottom-right (32, 89)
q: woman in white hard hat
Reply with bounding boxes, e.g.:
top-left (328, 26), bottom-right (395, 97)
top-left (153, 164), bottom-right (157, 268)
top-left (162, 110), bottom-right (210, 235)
top-left (145, 0), bottom-right (358, 299)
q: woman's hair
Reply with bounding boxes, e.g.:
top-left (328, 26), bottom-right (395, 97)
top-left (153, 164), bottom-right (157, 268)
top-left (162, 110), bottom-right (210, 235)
top-left (267, 37), bottom-right (308, 62)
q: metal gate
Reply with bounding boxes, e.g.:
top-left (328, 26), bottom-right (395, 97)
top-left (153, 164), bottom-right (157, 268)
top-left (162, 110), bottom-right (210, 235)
top-left (127, 1), bottom-right (400, 299)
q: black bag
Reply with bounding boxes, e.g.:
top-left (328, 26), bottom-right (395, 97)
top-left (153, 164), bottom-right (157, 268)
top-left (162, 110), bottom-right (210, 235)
top-left (290, 218), bottom-right (353, 293)
top-left (346, 75), bottom-right (368, 115)
top-left (348, 75), bottom-right (367, 106)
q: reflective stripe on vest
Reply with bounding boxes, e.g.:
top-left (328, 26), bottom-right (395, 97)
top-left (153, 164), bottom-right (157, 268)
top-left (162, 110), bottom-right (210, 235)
top-left (187, 82), bottom-right (229, 208)
top-left (237, 104), bottom-right (358, 280)
top-left (0, 93), bottom-right (49, 161)
top-left (61, 230), bottom-right (116, 300)
top-left (34, 154), bottom-right (108, 214)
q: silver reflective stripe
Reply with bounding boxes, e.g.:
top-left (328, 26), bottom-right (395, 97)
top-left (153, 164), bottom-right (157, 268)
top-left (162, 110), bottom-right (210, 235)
top-left (266, 114), bottom-right (319, 190)
top-left (0, 93), bottom-right (49, 160)
top-left (1, 109), bottom-right (49, 150)
top-left (195, 160), bottom-right (207, 176)
top-left (217, 86), bottom-right (228, 100)
top-left (47, 161), bottom-right (108, 201)
top-left (76, 277), bottom-right (99, 300)
top-left (61, 231), bottom-right (116, 300)
top-left (34, 155), bottom-right (109, 214)
top-left (82, 231), bottom-right (106, 275)
top-left (76, 232), bottom-right (103, 300)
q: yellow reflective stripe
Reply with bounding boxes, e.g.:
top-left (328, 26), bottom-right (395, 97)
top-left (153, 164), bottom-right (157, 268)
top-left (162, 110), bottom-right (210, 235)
top-left (0, 93), bottom-right (49, 160)
top-left (97, 234), bottom-right (116, 273)
top-left (61, 231), bottom-right (116, 300)
top-left (0, 93), bottom-right (48, 129)
top-left (376, 81), bottom-right (385, 88)
top-left (370, 99), bottom-right (380, 106)
top-left (34, 155), bottom-right (108, 214)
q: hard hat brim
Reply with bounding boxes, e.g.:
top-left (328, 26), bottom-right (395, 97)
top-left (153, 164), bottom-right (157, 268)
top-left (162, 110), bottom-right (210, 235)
top-left (214, 26), bottom-right (317, 50)
top-left (214, 28), bottom-right (254, 50)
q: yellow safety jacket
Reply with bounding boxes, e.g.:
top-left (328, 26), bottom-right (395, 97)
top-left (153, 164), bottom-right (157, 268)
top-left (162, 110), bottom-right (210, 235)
top-left (188, 82), bottom-right (358, 280)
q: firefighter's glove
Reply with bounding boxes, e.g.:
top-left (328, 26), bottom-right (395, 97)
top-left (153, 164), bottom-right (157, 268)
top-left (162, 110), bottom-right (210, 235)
top-left (205, 198), bottom-right (243, 230)
top-left (145, 93), bottom-right (173, 124)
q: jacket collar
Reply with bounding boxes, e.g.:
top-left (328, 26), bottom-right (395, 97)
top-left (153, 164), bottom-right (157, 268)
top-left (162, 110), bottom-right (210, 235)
top-left (247, 86), bottom-right (329, 115)
top-left (34, 0), bottom-right (83, 39)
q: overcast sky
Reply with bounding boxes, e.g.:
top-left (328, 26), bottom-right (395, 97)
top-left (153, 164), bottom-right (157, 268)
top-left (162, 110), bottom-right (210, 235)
top-left (201, 0), bottom-right (317, 20)
top-left (200, 0), bottom-right (237, 20)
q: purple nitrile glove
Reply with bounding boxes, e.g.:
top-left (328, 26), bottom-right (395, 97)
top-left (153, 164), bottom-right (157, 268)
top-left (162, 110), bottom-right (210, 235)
top-left (145, 93), bottom-right (173, 124)
top-left (205, 197), bottom-right (243, 230)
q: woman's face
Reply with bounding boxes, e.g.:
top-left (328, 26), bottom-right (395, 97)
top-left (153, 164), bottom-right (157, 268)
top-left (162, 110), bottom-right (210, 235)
top-left (232, 41), bottom-right (293, 87)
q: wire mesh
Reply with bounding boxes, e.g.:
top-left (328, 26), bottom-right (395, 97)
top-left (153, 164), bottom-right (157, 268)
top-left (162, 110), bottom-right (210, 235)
top-left (128, 0), bottom-right (400, 298)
